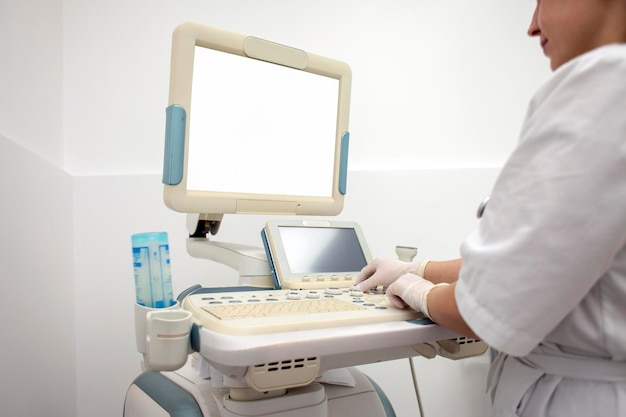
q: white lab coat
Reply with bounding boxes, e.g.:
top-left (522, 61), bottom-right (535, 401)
top-left (455, 43), bottom-right (626, 417)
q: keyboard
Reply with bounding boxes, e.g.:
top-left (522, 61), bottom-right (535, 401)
top-left (182, 288), bottom-right (425, 335)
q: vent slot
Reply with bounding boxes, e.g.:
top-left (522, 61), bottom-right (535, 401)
top-left (247, 357), bottom-right (320, 391)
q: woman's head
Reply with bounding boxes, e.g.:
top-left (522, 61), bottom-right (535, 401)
top-left (527, 0), bottom-right (626, 70)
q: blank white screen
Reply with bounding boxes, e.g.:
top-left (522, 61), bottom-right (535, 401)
top-left (187, 46), bottom-right (339, 197)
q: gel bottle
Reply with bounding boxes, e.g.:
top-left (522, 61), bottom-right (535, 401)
top-left (131, 232), bottom-right (174, 308)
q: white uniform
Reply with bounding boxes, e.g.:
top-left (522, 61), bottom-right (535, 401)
top-left (455, 43), bottom-right (626, 417)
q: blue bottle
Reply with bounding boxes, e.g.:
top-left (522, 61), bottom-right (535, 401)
top-left (131, 232), bottom-right (175, 308)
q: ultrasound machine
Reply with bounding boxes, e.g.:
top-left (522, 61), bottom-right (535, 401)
top-left (124, 22), bottom-right (487, 417)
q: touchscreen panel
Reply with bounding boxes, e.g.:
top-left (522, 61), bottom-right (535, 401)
top-left (263, 220), bottom-right (372, 290)
top-left (277, 226), bottom-right (367, 273)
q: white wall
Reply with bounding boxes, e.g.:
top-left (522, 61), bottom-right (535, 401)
top-left (0, 136), bottom-right (75, 416)
top-left (0, 0), bottom-right (63, 167)
top-left (62, 0), bottom-right (549, 175)
top-left (1, 0), bottom-right (73, 415)
top-left (0, 0), bottom-right (553, 416)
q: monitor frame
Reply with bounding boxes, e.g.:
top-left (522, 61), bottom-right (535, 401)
top-left (162, 22), bottom-right (352, 216)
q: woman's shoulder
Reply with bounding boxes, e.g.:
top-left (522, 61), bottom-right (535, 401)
top-left (564, 43), bottom-right (626, 73)
top-left (530, 43), bottom-right (626, 111)
top-left (552, 43), bottom-right (626, 85)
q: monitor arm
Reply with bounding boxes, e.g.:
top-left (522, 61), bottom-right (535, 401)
top-left (187, 213), bottom-right (224, 237)
top-left (185, 213), bottom-right (273, 288)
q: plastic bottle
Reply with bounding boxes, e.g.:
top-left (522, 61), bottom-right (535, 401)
top-left (131, 232), bottom-right (175, 308)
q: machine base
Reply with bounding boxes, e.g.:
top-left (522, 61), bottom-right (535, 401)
top-left (123, 367), bottom-right (395, 417)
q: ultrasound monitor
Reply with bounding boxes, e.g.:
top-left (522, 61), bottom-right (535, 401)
top-left (262, 219), bottom-right (373, 290)
top-left (162, 22), bottom-right (352, 217)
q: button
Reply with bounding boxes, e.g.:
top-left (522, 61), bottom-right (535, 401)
top-left (306, 291), bottom-right (320, 299)
top-left (286, 291), bottom-right (302, 300)
top-left (349, 289), bottom-right (364, 297)
top-left (302, 275), bottom-right (311, 282)
top-left (316, 275), bottom-right (326, 281)
top-left (331, 275), bottom-right (339, 281)
top-left (325, 288), bottom-right (342, 295)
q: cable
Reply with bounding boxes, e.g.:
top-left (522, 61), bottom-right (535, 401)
top-left (409, 357), bottom-right (426, 417)
top-left (395, 246), bottom-right (426, 416)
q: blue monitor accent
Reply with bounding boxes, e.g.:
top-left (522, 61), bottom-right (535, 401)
top-left (339, 131), bottom-right (350, 195)
top-left (162, 105), bottom-right (186, 185)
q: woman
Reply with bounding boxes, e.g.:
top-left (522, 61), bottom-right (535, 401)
top-left (355, 1), bottom-right (626, 416)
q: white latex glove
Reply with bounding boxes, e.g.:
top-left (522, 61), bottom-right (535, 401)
top-left (354, 258), bottom-right (429, 292)
top-left (354, 258), bottom-right (430, 292)
top-left (386, 273), bottom-right (449, 320)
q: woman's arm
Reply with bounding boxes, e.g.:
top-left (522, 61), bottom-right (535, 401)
top-left (427, 282), bottom-right (478, 339)
top-left (423, 258), bottom-right (462, 284)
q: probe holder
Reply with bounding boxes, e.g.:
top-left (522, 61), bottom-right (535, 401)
top-left (134, 302), bottom-right (193, 372)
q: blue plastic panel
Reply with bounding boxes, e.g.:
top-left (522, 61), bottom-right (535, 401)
top-left (339, 131), bottom-right (350, 195)
top-left (162, 105), bottom-right (186, 185)
top-left (129, 372), bottom-right (202, 417)
top-left (260, 228), bottom-right (282, 290)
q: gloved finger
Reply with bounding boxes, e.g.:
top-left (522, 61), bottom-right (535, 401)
top-left (354, 258), bottom-right (414, 292)
top-left (354, 259), bottom-right (391, 291)
top-left (388, 273), bottom-right (440, 315)
top-left (353, 274), bottom-right (378, 292)
top-left (386, 291), bottom-right (407, 309)
top-left (385, 274), bottom-right (423, 310)
top-left (354, 261), bottom-right (377, 286)
top-left (387, 273), bottom-right (421, 294)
